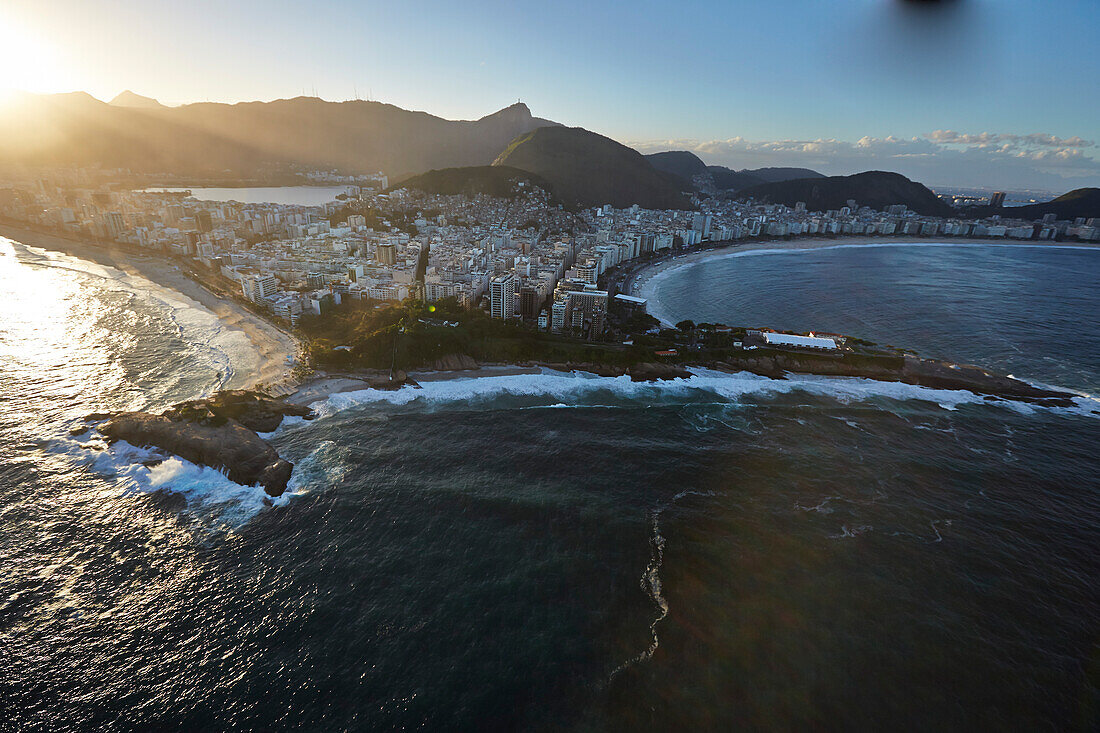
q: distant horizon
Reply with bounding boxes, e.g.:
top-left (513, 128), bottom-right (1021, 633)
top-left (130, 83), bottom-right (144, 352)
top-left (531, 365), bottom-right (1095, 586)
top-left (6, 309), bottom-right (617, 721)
top-left (1, 0), bottom-right (1097, 191)
top-left (2, 87), bottom-right (1094, 195)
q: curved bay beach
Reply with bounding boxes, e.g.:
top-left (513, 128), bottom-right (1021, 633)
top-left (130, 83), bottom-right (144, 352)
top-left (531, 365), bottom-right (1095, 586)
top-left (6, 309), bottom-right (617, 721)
top-left (0, 222), bottom-right (301, 394)
top-left (627, 235), bottom-right (1100, 327)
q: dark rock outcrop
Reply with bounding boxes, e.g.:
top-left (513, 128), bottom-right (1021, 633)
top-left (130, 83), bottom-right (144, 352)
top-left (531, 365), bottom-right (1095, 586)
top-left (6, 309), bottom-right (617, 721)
top-left (171, 389), bottom-right (313, 433)
top-left (627, 362), bottom-right (693, 381)
top-left (898, 356), bottom-right (1075, 405)
top-left (361, 370), bottom-right (415, 390)
top-left (92, 391), bottom-right (312, 496)
top-left (431, 354), bottom-right (479, 371)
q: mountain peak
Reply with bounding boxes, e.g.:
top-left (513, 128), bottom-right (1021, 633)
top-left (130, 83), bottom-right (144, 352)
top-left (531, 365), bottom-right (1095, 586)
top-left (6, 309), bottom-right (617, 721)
top-left (479, 102), bottom-right (532, 123)
top-left (109, 90), bottom-right (165, 109)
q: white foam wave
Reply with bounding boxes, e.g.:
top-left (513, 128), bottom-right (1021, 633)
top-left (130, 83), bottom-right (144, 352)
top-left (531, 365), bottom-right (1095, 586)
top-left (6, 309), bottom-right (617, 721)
top-left (283, 440), bottom-right (350, 493)
top-left (53, 436), bottom-right (302, 529)
top-left (608, 489), bottom-right (716, 682)
top-left (829, 524), bottom-right (874, 539)
top-left (298, 367), bottom-right (1100, 423)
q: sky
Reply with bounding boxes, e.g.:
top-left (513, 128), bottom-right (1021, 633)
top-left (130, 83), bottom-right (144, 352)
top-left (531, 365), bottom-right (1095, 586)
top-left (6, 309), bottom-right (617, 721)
top-left (0, 0), bottom-right (1098, 190)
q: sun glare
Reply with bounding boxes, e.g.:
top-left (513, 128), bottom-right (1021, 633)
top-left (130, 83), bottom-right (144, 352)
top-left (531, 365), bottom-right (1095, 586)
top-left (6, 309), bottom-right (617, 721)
top-left (0, 15), bottom-right (72, 101)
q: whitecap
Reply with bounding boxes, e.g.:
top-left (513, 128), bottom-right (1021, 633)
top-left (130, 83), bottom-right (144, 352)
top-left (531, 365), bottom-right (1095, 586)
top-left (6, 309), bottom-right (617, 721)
top-left (297, 367), bottom-right (1100, 424)
top-left (52, 436), bottom-right (301, 529)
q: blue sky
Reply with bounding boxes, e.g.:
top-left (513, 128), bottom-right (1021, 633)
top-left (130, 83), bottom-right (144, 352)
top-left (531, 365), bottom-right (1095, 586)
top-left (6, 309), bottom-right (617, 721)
top-left (3, 0), bottom-right (1099, 189)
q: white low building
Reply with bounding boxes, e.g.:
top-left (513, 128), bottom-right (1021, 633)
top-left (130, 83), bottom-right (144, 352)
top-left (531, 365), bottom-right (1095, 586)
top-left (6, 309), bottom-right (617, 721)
top-left (763, 332), bottom-right (838, 350)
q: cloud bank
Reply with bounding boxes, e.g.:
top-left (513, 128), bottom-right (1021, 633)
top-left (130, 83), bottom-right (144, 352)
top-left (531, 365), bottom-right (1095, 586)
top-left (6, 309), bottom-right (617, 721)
top-left (628, 131), bottom-right (1100, 192)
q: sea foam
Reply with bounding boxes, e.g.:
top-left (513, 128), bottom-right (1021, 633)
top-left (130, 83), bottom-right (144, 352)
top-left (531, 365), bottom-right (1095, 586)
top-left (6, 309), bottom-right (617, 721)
top-left (285, 367), bottom-right (1100, 431)
top-left (52, 435), bottom-right (305, 529)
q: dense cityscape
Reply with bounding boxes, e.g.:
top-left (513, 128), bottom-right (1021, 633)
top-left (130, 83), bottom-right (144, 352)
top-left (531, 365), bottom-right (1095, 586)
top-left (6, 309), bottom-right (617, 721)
top-left (2, 169), bottom-right (1097, 343)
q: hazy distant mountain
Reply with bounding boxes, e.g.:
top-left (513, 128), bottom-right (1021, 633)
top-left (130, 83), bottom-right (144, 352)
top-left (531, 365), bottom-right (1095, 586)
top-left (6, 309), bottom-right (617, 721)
top-left (494, 127), bottom-right (692, 210)
top-left (645, 151), bottom-right (823, 192)
top-left (108, 90), bottom-right (166, 109)
top-left (705, 167), bottom-right (767, 191)
top-left (961, 188), bottom-right (1100, 221)
top-left (0, 94), bottom-right (558, 177)
top-left (746, 167), bottom-right (825, 183)
top-left (392, 166), bottom-right (555, 201)
top-left (735, 171), bottom-right (953, 217)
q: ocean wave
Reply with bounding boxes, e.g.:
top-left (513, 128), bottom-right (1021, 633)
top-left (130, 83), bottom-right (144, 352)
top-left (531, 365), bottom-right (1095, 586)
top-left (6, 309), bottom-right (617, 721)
top-left (51, 435), bottom-right (303, 529)
top-left (293, 368), bottom-right (1100, 425)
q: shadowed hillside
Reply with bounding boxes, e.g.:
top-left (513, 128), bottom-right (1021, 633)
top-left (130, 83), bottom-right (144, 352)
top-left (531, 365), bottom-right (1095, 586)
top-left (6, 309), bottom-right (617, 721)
top-left (748, 167), bottom-right (825, 183)
top-left (961, 188), bottom-right (1100, 221)
top-left (390, 166), bottom-right (555, 201)
top-left (494, 127), bottom-right (692, 210)
top-left (735, 171), bottom-right (953, 216)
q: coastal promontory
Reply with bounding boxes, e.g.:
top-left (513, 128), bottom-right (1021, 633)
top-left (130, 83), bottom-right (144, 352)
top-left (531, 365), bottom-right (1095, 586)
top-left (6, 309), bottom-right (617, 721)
top-left (89, 390), bottom-right (313, 496)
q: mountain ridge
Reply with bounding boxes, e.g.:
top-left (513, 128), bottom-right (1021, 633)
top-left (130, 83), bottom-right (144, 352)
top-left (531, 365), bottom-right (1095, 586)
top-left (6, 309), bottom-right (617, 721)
top-left (0, 93), bottom-right (559, 177)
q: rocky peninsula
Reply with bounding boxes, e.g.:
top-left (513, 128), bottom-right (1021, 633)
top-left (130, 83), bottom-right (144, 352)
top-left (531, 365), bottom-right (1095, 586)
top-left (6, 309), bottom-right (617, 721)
top-left (85, 391), bottom-right (314, 496)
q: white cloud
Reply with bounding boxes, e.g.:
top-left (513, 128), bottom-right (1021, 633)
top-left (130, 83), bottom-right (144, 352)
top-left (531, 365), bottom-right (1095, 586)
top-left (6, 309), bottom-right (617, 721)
top-left (925, 130), bottom-right (1095, 150)
top-left (628, 132), bottom-right (1100, 190)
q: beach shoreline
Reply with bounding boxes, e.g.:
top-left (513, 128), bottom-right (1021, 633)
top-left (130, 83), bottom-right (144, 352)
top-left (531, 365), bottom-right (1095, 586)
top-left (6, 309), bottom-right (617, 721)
top-left (0, 222), bottom-right (302, 395)
top-left (627, 235), bottom-right (1100, 327)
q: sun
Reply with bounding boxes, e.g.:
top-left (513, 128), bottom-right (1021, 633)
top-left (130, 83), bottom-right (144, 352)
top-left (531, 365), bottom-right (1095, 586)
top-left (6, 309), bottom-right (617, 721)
top-left (0, 13), bottom-right (73, 102)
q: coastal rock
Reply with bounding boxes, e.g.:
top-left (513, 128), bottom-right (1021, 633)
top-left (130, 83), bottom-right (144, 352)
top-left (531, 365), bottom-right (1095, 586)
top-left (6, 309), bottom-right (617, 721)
top-left (172, 389), bottom-right (314, 433)
top-left (898, 355), bottom-right (1075, 405)
top-left (627, 362), bottom-right (693, 381)
top-left (431, 353), bottom-right (479, 371)
top-left (95, 391), bottom-right (312, 496)
top-left (362, 371), bottom-right (415, 390)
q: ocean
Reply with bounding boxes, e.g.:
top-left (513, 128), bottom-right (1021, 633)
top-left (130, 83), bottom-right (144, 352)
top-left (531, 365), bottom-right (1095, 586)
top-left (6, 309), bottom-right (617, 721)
top-left (1, 238), bottom-right (1098, 730)
top-left (138, 186), bottom-right (356, 207)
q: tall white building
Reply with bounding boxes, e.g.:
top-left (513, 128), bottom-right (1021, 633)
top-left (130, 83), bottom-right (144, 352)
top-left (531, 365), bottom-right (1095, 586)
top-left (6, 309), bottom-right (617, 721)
top-left (242, 273), bottom-right (278, 302)
top-left (489, 273), bottom-right (516, 319)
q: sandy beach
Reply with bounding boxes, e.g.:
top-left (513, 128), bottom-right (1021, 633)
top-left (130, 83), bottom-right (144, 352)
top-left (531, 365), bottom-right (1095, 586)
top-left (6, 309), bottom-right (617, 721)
top-left (0, 223), bottom-right (301, 394)
top-left (630, 235), bottom-right (1100, 326)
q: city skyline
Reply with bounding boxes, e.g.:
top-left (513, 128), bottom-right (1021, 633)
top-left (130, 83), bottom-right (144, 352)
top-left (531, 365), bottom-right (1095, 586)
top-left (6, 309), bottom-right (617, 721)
top-left (1, 0), bottom-right (1098, 189)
